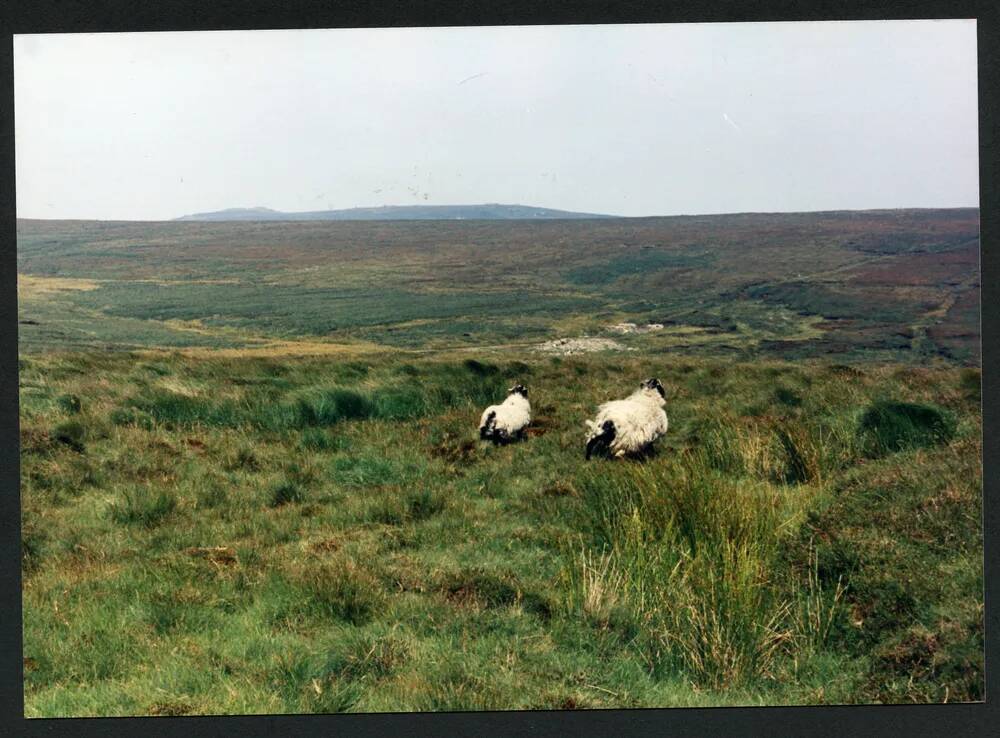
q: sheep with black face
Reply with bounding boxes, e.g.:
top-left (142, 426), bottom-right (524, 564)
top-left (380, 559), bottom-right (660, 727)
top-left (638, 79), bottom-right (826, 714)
top-left (479, 384), bottom-right (531, 444)
top-left (585, 378), bottom-right (668, 459)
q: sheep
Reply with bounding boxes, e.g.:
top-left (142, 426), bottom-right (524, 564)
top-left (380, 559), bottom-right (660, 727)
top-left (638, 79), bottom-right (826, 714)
top-left (585, 378), bottom-right (668, 459)
top-left (479, 384), bottom-right (531, 444)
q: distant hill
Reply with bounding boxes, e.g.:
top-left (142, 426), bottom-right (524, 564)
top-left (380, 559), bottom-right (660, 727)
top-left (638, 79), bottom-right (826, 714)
top-left (174, 204), bottom-right (618, 221)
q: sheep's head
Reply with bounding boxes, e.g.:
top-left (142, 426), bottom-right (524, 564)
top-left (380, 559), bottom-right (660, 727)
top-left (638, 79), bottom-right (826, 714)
top-left (508, 384), bottom-right (528, 398)
top-left (641, 377), bottom-right (666, 399)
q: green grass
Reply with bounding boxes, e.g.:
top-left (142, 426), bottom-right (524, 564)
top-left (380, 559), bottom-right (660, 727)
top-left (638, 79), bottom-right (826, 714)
top-left (108, 486), bottom-right (178, 527)
top-left (856, 400), bottom-right (957, 458)
top-left (564, 247), bottom-right (714, 286)
top-left (19, 350), bottom-right (983, 716)
top-left (67, 281), bottom-right (600, 343)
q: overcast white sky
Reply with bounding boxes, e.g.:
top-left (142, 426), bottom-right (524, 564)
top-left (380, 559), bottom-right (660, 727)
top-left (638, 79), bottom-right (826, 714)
top-left (14, 20), bottom-right (979, 220)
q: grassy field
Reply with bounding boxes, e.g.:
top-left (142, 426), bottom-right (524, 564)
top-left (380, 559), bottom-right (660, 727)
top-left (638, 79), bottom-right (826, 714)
top-left (18, 210), bottom-right (983, 715)
top-left (20, 350), bottom-right (982, 715)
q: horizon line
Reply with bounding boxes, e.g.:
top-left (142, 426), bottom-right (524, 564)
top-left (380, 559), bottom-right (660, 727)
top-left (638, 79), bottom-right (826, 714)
top-left (15, 203), bottom-right (982, 224)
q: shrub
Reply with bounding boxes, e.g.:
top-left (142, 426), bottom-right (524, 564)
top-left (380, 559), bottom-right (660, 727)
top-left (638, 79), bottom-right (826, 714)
top-left (856, 401), bottom-right (956, 458)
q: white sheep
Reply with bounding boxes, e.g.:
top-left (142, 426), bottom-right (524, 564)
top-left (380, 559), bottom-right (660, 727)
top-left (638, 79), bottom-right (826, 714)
top-left (585, 378), bottom-right (668, 459)
top-left (479, 384), bottom-right (531, 444)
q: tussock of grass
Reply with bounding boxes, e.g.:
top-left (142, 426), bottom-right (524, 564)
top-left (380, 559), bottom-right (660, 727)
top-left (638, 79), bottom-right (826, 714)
top-left (224, 447), bottom-right (261, 472)
top-left (368, 488), bottom-right (446, 526)
top-left (268, 481), bottom-right (305, 508)
top-left (52, 421), bottom-right (86, 452)
top-left (286, 559), bottom-right (386, 626)
top-left (57, 394), bottom-right (82, 414)
top-left (298, 427), bottom-right (345, 451)
top-left (959, 368), bottom-right (981, 401)
top-left (371, 388), bottom-right (427, 420)
top-left (774, 387), bottom-right (802, 407)
top-left (108, 486), bottom-right (177, 527)
top-left (785, 431), bottom-right (982, 702)
top-left (293, 388), bottom-right (374, 426)
top-left (462, 358), bottom-right (499, 376)
top-left (435, 567), bottom-right (553, 619)
top-left (193, 481), bottom-right (228, 510)
top-left (698, 418), bottom-right (820, 485)
top-left (566, 456), bottom-right (819, 687)
top-left (128, 389), bottom-right (240, 428)
top-left (856, 400), bottom-right (956, 457)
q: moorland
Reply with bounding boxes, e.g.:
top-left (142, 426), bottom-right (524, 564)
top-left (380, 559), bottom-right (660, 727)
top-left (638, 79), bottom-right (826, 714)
top-left (17, 208), bottom-right (983, 715)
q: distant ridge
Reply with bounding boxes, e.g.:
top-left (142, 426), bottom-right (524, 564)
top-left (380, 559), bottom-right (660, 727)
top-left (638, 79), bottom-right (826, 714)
top-left (174, 203), bottom-right (618, 222)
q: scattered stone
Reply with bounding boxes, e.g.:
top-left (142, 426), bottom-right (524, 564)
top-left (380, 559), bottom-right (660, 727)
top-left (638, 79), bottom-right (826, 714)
top-left (534, 337), bottom-right (633, 355)
top-left (608, 322), bottom-right (665, 334)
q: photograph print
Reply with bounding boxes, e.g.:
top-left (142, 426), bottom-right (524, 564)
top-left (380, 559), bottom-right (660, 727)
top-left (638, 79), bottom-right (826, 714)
top-left (15, 19), bottom-right (982, 717)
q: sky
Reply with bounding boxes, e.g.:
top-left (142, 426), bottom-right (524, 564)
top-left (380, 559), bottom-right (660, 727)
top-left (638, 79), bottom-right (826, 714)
top-left (14, 20), bottom-right (979, 220)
